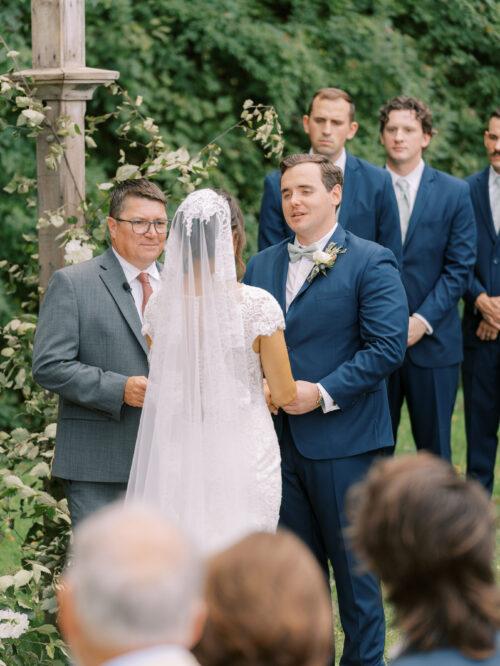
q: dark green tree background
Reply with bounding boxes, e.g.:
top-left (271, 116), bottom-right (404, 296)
top-left (0, 0), bottom-right (498, 324)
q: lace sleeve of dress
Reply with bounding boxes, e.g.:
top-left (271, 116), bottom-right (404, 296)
top-left (254, 289), bottom-right (285, 338)
top-left (141, 289), bottom-right (160, 339)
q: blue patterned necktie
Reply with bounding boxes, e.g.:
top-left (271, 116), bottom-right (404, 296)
top-left (287, 243), bottom-right (318, 263)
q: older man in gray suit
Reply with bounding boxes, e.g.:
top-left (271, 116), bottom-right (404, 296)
top-left (32, 179), bottom-right (167, 526)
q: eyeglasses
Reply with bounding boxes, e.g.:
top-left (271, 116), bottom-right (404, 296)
top-left (113, 217), bottom-right (168, 235)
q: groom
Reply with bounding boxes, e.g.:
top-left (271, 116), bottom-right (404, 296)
top-left (244, 154), bottom-right (408, 666)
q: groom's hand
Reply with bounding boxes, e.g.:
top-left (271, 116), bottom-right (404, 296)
top-left (282, 380), bottom-right (319, 415)
top-left (124, 376), bottom-right (148, 407)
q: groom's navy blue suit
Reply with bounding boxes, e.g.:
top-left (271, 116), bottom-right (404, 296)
top-left (244, 224), bottom-right (408, 666)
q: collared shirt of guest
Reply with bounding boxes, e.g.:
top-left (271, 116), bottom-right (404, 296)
top-left (488, 165), bottom-right (500, 235)
top-left (386, 159), bottom-right (433, 335)
top-left (103, 644), bottom-right (200, 666)
top-left (112, 247), bottom-right (161, 324)
top-left (286, 223), bottom-right (339, 413)
top-left (387, 158), bottom-right (425, 215)
top-left (310, 147), bottom-right (347, 174)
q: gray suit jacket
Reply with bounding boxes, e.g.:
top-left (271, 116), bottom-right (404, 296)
top-left (32, 248), bottom-right (154, 482)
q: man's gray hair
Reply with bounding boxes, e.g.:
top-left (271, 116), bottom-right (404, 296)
top-left (64, 502), bottom-right (203, 649)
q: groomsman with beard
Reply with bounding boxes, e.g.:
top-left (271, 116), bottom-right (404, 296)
top-left (245, 153), bottom-right (408, 665)
top-left (380, 96), bottom-right (476, 460)
top-left (258, 87), bottom-right (402, 265)
top-left (462, 108), bottom-right (500, 494)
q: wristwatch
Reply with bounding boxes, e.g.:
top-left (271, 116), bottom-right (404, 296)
top-left (315, 385), bottom-right (325, 411)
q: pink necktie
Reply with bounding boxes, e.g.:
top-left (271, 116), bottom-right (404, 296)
top-left (137, 272), bottom-right (153, 314)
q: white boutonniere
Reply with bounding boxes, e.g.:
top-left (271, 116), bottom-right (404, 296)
top-left (307, 242), bottom-right (347, 283)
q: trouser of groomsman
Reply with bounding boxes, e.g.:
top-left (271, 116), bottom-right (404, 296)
top-left (387, 357), bottom-right (459, 460)
top-left (462, 338), bottom-right (500, 495)
top-left (279, 416), bottom-right (386, 666)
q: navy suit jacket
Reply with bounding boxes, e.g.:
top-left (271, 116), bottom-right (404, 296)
top-left (244, 225), bottom-right (408, 460)
top-left (401, 165), bottom-right (476, 368)
top-left (462, 167), bottom-right (500, 347)
top-left (258, 152), bottom-right (403, 265)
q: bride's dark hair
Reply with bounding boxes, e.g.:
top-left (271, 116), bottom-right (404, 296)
top-left (214, 189), bottom-right (246, 279)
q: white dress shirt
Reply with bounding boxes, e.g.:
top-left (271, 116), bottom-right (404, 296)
top-left (387, 159), bottom-right (433, 335)
top-left (286, 224), bottom-right (339, 413)
top-left (112, 248), bottom-right (161, 324)
top-left (387, 159), bottom-right (425, 215)
top-left (489, 166), bottom-right (500, 235)
top-left (104, 645), bottom-right (199, 666)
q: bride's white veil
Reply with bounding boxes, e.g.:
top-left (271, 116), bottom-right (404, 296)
top-left (126, 189), bottom-right (256, 554)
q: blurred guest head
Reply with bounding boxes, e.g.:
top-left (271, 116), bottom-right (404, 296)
top-left (484, 107), bottom-right (500, 173)
top-left (194, 530), bottom-right (333, 666)
top-left (348, 452), bottom-right (500, 660)
top-left (58, 502), bottom-right (205, 666)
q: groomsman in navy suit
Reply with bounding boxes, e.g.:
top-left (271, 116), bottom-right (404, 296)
top-left (245, 153), bottom-right (408, 666)
top-left (462, 108), bottom-right (500, 494)
top-left (380, 96), bottom-right (476, 460)
top-left (258, 88), bottom-right (402, 265)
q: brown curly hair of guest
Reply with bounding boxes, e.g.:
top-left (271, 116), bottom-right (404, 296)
top-left (193, 531), bottom-right (333, 666)
top-left (347, 452), bottom-right (500, 660)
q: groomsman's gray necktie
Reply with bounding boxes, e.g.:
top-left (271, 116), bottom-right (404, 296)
top-left (492, 174), bottom-right (500, 235)
top-left (395, 178), bottom-right (411, 242)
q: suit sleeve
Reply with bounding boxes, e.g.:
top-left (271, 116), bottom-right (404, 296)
top-left (319, 248), bottom-right (408, 410)
top-left (415, 183), bottom-right (476, 327)
top-left (463, 189), bottom-right (486, 303)
top-left (32, 270), bottom-right (128, 421)
top-left (258, 173), bottom-right (290, 251)
top-left (376, 171), bottom-right (403, 266)
top-left (242, 256), bottom-right (255, 286)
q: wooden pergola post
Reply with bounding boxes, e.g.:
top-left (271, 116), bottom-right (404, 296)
top-left (19, 0), bottom-right (119, 290)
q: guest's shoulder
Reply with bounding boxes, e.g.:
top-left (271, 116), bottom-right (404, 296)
top-left (347, 153), bottom-right (389, 181)
top-left (465, 167), bottom-right (489, 187)
top-left (263, 169), bottom-right (281, 188)
top-left (50, 250), bottom-right (107, 283)
top-left (345, 230), bottom-right (396, 266)
top-left (427, 166), bottom-right (469, 193)
top-left (391, 639), bottom-right (500, 666)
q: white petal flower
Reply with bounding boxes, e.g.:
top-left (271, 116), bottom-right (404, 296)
top-left (312, 250), bottom-right (331, 263)
top-left (0, 610), bottom-right (30, 639)
top-left (64, 239), bottom-right (93, 265)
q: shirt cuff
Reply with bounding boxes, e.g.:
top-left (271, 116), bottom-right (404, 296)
top-left (317, 383), bottom-right (340, 413)
top-left (412, 313), bottom-right (433, 335)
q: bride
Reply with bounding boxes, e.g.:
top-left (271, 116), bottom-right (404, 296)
top-left (126, 188), bottom-right (296, 553)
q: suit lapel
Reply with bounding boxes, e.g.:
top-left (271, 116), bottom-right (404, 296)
top-left (475, 167), bottom-right (497, 243)
top-left (404, 165), bottom-right (435, 248)
top-left (290, 225), bottom-right (347, 308)
top-left (274, 242), bottom-right (289, 312)
top-left (338, 153), bottom-right (357, 229)
top-left (99, 248), bottom-right (149, 356)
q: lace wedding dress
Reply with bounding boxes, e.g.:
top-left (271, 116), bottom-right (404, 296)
top-left (126, 189), bottom-right (285, 554)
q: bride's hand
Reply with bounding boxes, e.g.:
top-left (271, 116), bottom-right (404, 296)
top-left (263, 379), bottom-right (278, 415)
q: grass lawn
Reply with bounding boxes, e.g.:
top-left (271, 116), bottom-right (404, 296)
top-left (332, 388), bottom-right (500, 662)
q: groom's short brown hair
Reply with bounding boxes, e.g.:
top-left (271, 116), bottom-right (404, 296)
top-left (280, 154), bottom-right (343, 192)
